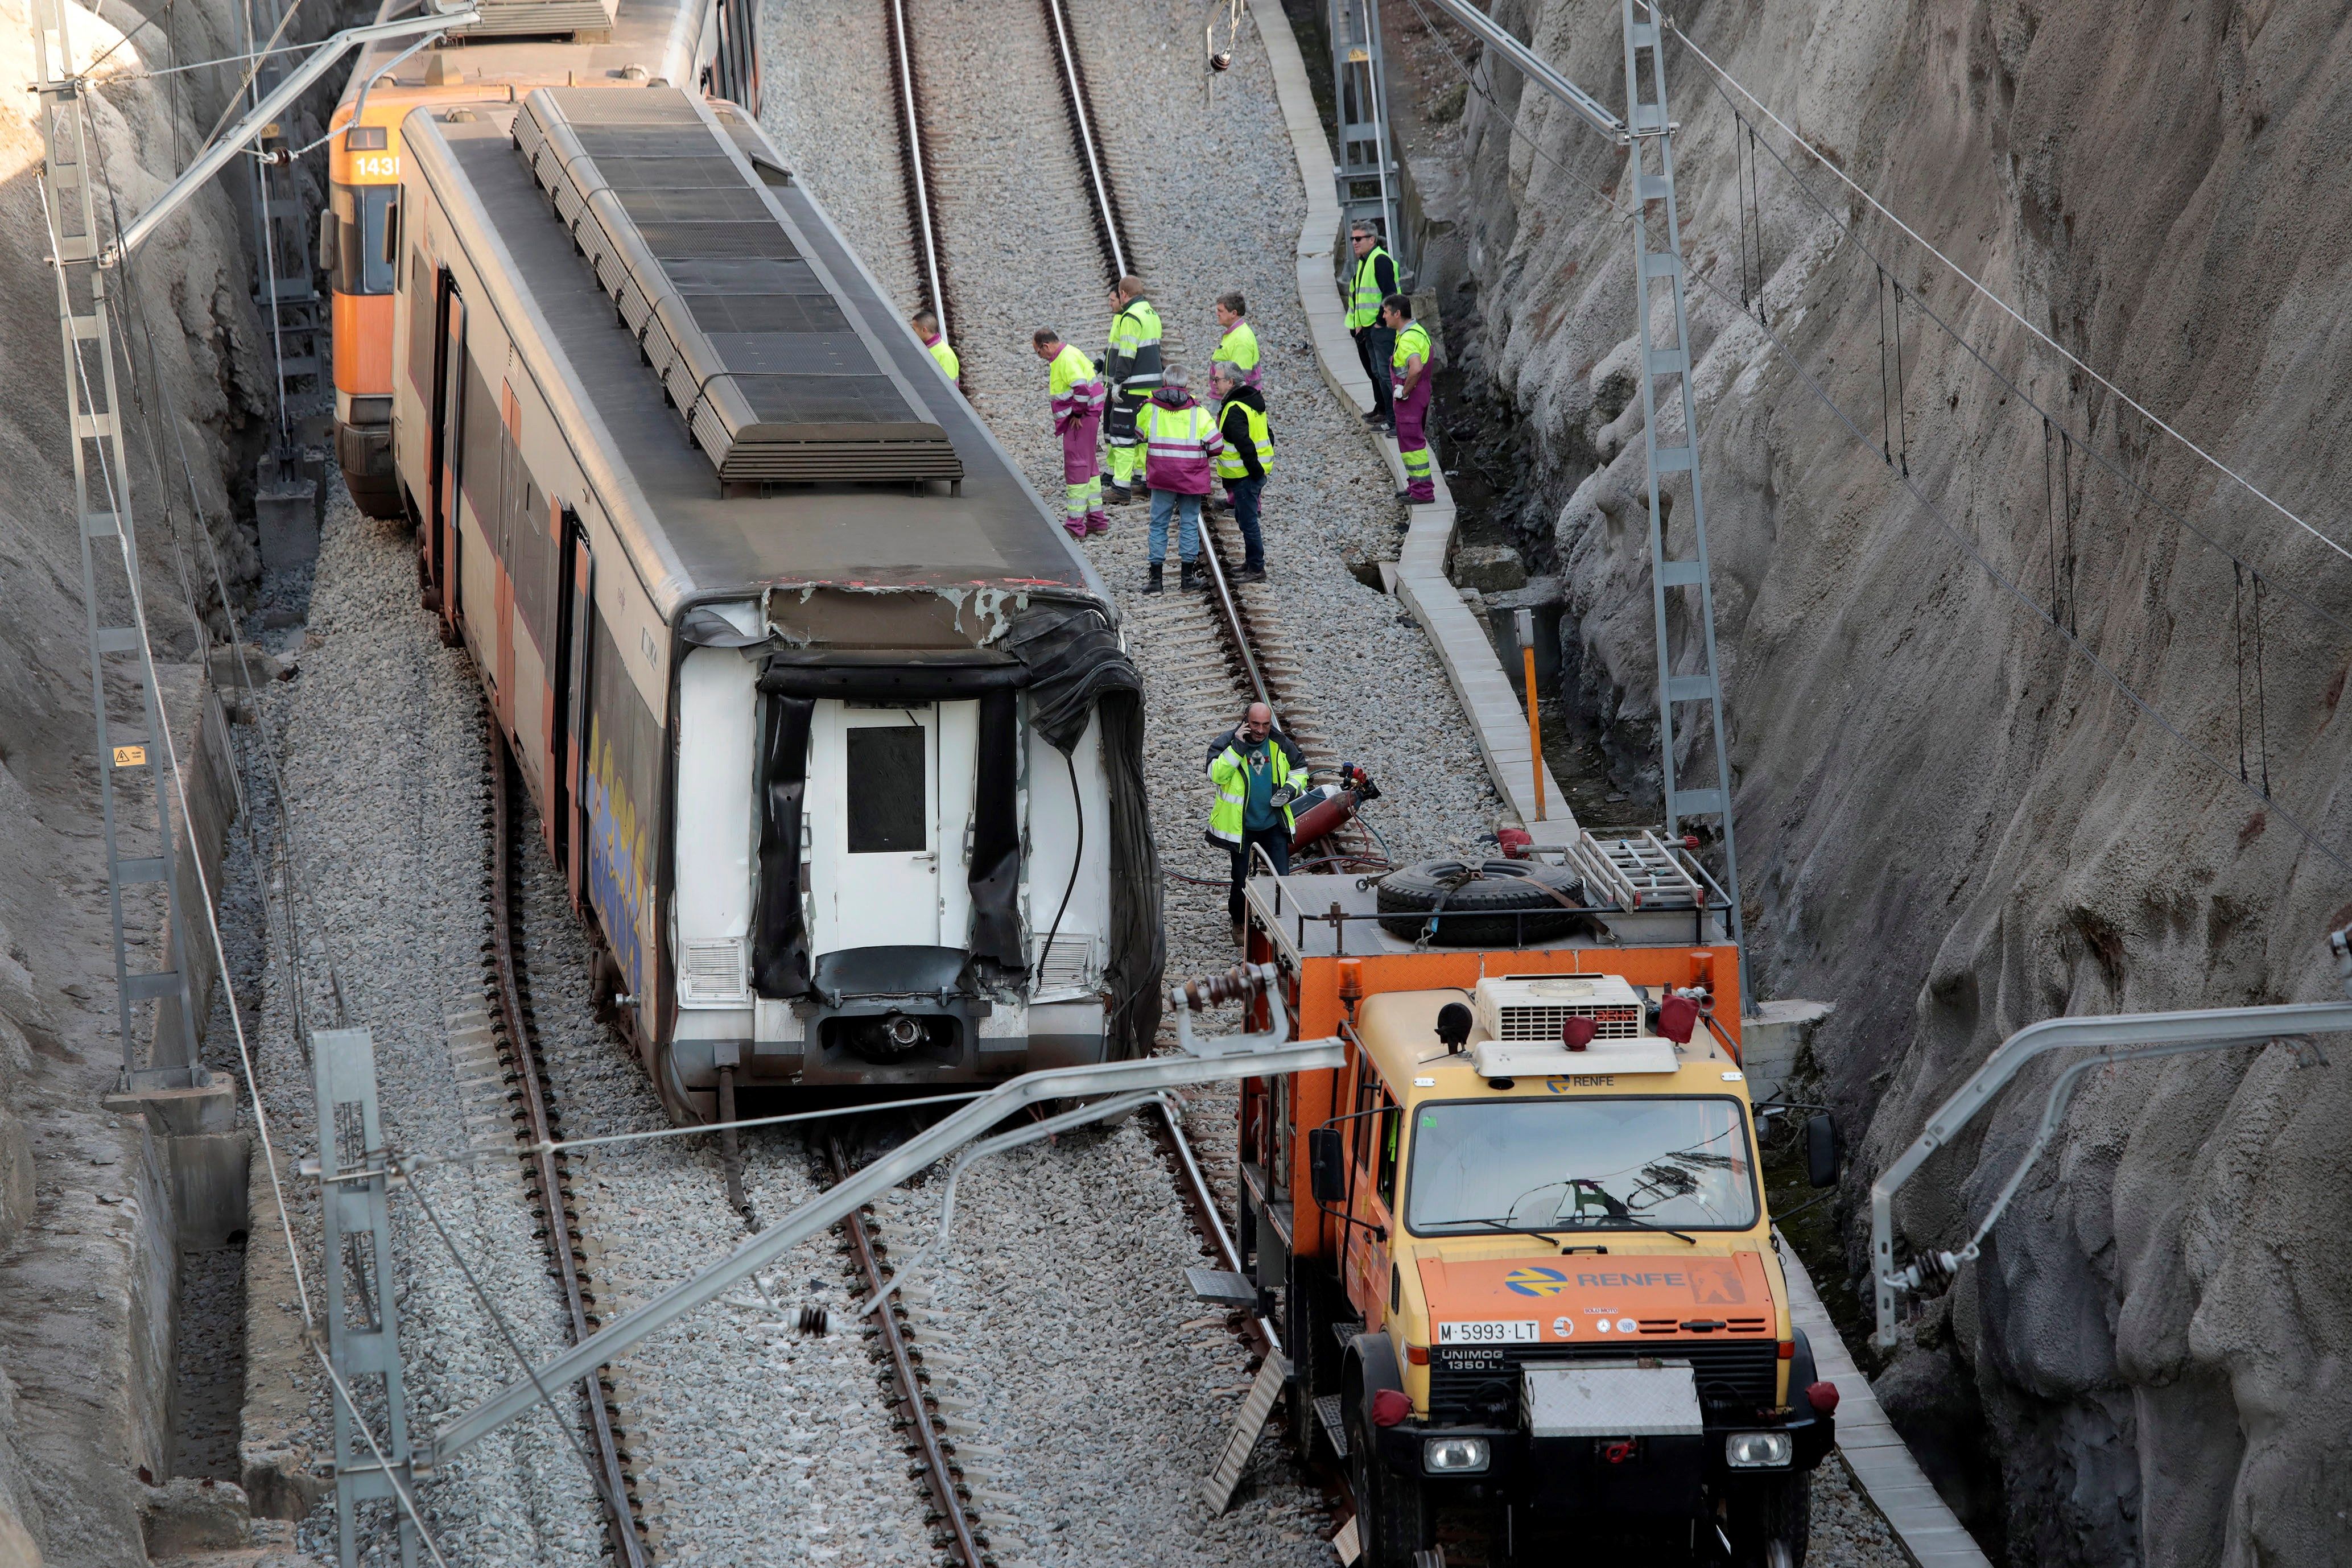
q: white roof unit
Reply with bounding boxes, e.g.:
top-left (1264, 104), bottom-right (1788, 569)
top-left (1468, 974), bottom-right (1680, 1076)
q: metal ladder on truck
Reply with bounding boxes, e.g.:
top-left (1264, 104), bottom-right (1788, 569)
top-left (31, 0), bottom-right (209, 1092)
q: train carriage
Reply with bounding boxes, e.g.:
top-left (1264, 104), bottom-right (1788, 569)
top-left (327, 0), bottom-right (762, 516)
top-left (386, 85), bottom-right (1159, 1117)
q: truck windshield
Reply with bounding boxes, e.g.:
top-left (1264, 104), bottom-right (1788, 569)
top-left (1406, 1096), bottom-right (1758, 1236)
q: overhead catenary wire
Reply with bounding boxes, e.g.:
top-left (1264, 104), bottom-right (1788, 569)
top-left (1393, 9), bottom-right (2352, 881)
top-left (1652, 6), bottom-right (2352, 570)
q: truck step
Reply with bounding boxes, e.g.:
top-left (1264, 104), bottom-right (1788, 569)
top-left (1186, 1266), bottom-right (1257, 1308)
top-left (1314, 1393), bottom-right (1349, 1459)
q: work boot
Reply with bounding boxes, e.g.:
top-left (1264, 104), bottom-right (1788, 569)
top-left (1237, 563), bottom-right (1266, 583)
top-left (1105, 484), bottom-right (1133, 506)
top-left (1179, 560), bottom-right (1202, 592)
top-left (1086, 512), bottom-right (1111, 535)
top-left (1144, 561), bottom-right (1165, 595)
top-left (1064, 521), bottom-right (1088, 540)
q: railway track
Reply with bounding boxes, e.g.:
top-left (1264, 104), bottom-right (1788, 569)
top-left (818, 1133), bottom-right (988, 1567)
top-left (883, 0), bottom-right (957, 352)
top-left (484, 736), bottom-right (648, 1567)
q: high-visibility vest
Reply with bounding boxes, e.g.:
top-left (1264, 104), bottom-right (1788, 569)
top-left (1208, 738), bottom-right (1305, 843)
top-left (1392, 320), bottom-right (1431, 379)
top-left (1212, 321), bottom-right (1261, 383)
top-left (1347, 245), bottom-right (1394, 329)
top-left (1137, 398), bottom-right (1222, 491)
top-left (1047, 343), bottom-right (1104, 419)
top-left (1107, 298), bottom-right (1163, 392)
top-left (925, 335), bottom-right (959, 381)
top-left (1214, 398), bottom-right (1275, 481)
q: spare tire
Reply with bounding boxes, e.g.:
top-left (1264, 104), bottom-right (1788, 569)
top-left (1374, 858), bottom-right (1596, 945)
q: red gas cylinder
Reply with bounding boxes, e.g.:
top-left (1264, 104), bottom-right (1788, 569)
top-left (1288, 765), bottom-right (1382, 854)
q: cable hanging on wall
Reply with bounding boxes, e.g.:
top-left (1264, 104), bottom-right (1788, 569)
top-left (1876, 266), bottom-right (1893, 465)
top-left (1744, 118), bottom-right (1767, 324)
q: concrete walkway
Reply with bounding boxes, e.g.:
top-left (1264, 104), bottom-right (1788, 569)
top-left (1255, 9), bottom-right (1988, 1567)
top-left (1254, 2), bottom-right (1570, 841)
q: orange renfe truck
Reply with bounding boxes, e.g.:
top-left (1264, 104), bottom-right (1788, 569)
top-left (1235, 845), bottom-right (1838, 1566)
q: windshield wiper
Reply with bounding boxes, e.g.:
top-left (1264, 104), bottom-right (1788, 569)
top-left (1554, 1212), bottom-right (1697, 1244)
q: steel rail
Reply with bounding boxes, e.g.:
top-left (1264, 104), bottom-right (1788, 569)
top-left (883, 0), bottom-right (954, 343)
top-left (824, 1133), bottom-right (984, 1567)
top-left (1039, 0), bottom-right (1130, 280)
top-left (488, 738), bottom-right (646, 1568)
top-left (1148, 1099), bottom-right (1283, 1359)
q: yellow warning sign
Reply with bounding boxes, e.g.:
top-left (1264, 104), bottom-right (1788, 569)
top-left (111, 745), bottom-right (146, 768)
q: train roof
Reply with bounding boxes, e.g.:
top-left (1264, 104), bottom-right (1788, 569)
top-left (341, 0), bottom-right (703, 108)
top-left (405, 89), bottom-right (1107, 618)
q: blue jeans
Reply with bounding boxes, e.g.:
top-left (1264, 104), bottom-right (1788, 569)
top-left (1149, 489), bottom-right (1202, 564)
top-left (1223, 477), bottom-right (1264, 570)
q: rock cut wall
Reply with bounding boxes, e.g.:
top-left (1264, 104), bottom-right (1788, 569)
top-left (1454, 1), bottom-right (2352, 1563)
top-left (0, 0), bottom-right (271, 1559)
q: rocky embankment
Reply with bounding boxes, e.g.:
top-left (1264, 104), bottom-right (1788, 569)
top-left (0, 0), bottom-right (274, 1558)
top-left (1441, 1), bottom-right (2352, 1563)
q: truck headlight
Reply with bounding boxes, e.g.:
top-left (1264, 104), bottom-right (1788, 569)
top-left (1725, 1431), bottom-right (1793, 1468)
top-left (1423, 1436), bottom-right (1491, 1474)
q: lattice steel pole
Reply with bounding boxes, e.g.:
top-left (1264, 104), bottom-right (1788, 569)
top-left (1620, 0), bottom-right (1747, 1010)
top-left (31, 0), bottom-right (207, 1088)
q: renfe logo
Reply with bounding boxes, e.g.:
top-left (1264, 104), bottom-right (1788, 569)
top-left (1505, 1266), bottom-right (1571, 1297)
top-left (1576, 1272), bottom-right (1687, 1289)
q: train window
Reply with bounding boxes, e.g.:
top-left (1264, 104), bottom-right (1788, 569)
top-left (844, 727), bottom-right (926, 853)
top-left (332, 184), bottom-right (400, 295)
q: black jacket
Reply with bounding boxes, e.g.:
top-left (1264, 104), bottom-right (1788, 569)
top-left (1216, 386), bottom-right (1269, 482)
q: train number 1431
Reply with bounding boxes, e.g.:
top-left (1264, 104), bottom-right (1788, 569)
top-left (352, 152), bottom-right (400, 180)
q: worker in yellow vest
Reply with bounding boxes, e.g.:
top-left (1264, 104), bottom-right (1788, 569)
top-left (913, 308), bottom-right (958, 384)
top-left (1210, 291), bottom-right (1261, 398)
top-left (1031, 328), bottom-right (1108, 537)
top-left (1345, 224), bottom-right (1398, 433)
top-left (1210, 362), bottom-right (1272, 581)
top-left (1103, 277), bottom-right (1163, 504)
top-left (1384, 294), bottom-right (1435, 505)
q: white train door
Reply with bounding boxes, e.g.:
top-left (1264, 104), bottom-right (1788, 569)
top-left (806, 700), bottom-right (977, 953)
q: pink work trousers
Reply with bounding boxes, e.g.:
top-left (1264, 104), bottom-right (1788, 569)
top-left (1063, 408), bottom-right (1105, 505)
top-left (1392, 373), bottom-right (1435, 503)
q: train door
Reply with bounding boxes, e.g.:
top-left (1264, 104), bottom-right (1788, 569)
top-left (803, 700), bottom-right (978, 954)
top-left (426, 280), bottom-right (464, 631)
top-left (555, 517), bottom-right (592, 907)
top-left (492, 381), bottom-right (522, 735)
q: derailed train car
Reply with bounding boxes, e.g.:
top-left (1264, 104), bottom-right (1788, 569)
top-left (385, 85), bottom-right (1160, 1117)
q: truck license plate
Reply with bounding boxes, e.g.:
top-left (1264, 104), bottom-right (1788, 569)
top-left (1438, 1319), bottom-right (1540, 1345)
